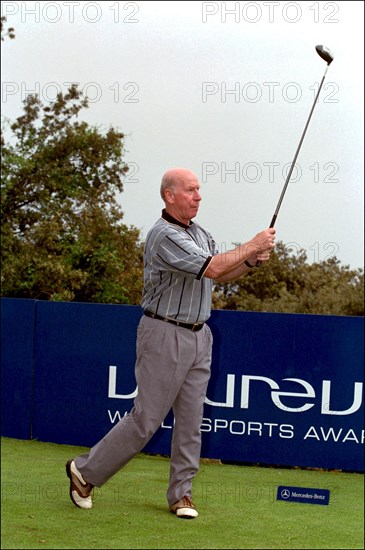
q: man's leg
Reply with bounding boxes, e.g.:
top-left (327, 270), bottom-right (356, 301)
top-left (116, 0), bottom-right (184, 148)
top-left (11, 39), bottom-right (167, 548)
top-left (167, 324), bottom-right (213, 507)
top-left (73, 316), bottom-right (189, 488)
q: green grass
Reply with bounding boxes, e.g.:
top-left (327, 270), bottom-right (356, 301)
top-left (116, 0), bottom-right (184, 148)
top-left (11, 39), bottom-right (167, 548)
top-left (1, 437), bottom-right (364, 549)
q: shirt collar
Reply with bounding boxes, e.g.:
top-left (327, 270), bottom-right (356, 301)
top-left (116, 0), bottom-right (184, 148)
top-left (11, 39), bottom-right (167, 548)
top-left (161, 209), bottom-right (194, 230)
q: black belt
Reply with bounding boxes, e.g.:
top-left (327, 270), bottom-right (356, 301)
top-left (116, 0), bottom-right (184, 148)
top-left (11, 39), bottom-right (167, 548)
top-left (143, 310), bottom-right (205, 331)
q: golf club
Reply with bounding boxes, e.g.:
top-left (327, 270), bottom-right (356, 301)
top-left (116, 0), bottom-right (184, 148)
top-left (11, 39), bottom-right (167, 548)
top-left (256, 45), bottom-right (334, 266)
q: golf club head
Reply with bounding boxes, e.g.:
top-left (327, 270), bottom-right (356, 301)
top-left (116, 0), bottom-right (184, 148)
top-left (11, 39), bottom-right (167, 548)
top-left (315, 45), bottom-right (334, 65)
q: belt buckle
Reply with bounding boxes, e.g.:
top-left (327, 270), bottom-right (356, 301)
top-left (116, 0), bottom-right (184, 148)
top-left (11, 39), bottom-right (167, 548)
top-left (192, 322), bottom-right (199, 331)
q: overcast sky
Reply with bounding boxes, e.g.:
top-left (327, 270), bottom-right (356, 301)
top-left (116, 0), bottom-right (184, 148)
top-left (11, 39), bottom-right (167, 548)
top-left (1, 1), bottom-right (364, 269)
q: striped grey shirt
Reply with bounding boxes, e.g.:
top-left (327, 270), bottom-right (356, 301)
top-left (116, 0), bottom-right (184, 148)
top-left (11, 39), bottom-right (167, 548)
top-left (141, 210), bottom-right (218, 324)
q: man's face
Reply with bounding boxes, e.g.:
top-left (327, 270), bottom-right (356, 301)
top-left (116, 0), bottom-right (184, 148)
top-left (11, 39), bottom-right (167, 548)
top-left (168, 173), bottom-right (202, 224)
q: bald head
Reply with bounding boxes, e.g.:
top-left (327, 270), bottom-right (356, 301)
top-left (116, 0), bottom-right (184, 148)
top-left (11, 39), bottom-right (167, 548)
top-left (160, 168), bottom-right (198, 202)
top-left (159, 168), bottom-right (202, 224)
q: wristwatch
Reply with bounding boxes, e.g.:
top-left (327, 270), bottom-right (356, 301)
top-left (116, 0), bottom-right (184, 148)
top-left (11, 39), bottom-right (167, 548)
top-left (244, 260), bottom-right (257, 268)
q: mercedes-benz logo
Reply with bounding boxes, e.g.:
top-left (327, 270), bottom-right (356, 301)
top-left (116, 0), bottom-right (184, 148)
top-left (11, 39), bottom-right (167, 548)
top-left (281, 489), bottom-right (290, 499)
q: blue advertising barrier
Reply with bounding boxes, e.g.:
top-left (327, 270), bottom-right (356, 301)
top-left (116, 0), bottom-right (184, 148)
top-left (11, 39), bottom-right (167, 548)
top-left (1, 298), bottom-right (364, 472)
top-left (1, 298), bottom-right (35, 439)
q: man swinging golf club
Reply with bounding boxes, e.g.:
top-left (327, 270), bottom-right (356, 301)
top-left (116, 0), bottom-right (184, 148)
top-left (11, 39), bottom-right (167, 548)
top-left (66, 44), bottom-right (333, 518)
top-left (66, 167), bottom-right (275, 518)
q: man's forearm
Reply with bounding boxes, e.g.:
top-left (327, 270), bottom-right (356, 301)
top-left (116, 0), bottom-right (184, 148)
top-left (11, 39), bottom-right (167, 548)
top-left (204, 227), bottom-right (276, 281)
top-left (212, 261), bottom-right (253, 282)
top-left (204, 243), bottom-right (257, 280)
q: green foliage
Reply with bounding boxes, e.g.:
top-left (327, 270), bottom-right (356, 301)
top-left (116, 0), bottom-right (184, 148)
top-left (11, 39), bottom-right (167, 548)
top-left (1, 16), bottom-right (15, 41)
top-left (1, 86), bottom-right (143, 304)
top-left (213, 242), bottom-right (364, 316)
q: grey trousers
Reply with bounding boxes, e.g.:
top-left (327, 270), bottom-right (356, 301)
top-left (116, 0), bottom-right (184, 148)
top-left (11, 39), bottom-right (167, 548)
top-left (75, 314), bottom-right (213, 506)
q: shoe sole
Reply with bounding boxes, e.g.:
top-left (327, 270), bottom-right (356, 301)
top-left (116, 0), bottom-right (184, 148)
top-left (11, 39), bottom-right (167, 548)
top-left (170, 507), bottom-right (198, 519)
top-left (66, 460), bottom-right (79, 508)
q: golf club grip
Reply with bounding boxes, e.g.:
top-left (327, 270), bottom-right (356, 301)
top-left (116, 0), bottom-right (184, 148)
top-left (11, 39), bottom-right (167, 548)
top-left (254, 215), bottom-right (277, 268)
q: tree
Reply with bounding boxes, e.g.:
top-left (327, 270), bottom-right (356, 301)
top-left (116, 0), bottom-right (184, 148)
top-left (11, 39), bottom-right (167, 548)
top-left (1, 85), bottom-right (144, 304)
top-left (212, 242), bottom-right (364, 316)
top-left (1, 16), bottom-right (15, 41)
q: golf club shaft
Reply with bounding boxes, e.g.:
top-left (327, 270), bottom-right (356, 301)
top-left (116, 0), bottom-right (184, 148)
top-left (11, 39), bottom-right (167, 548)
top-left (256, 64), bottom-right (330, 266)
top-left (269, 65), bottom-right (329, 228)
